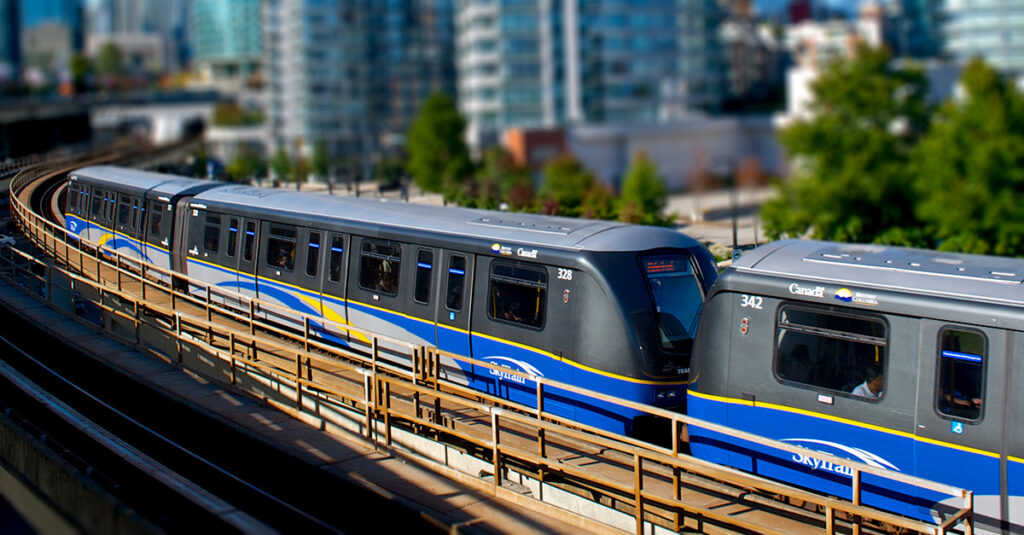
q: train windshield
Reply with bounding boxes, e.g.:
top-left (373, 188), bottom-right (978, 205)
top-left (642, 254), bottom-right (703, 352)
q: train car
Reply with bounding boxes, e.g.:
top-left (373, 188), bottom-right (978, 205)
top-left (64, 166), bottom-right (718, 436)
top-left (688, 239), bottom-right (1024, 533)
top-left (64, 166), bottom-right (221, 272)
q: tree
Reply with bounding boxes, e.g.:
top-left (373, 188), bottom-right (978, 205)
top-left (406, 93), bottom-right (471, 195)
top-left (95, 42), bottom-right (124, 89)
top-left (912, 58), bottom-right (1024, 256)
top-left (69, 53), bottom-right (93, 93)
top-left (311, 141), bottom-right (330, 184)
top-left (226, 149), bottom-right (265, 184)
top-left (619, 151), bottom-right (669, 225)
top-left (761, 45), bottom-right (930, 243)
top-left (472, 147), bottom-right (531, 209)
top-left (270, 146), bottom-right (292, 186)
top-left (539, 155), bottom-right (597, 216)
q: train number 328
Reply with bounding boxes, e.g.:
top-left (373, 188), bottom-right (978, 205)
top-left (557, 268), bottom-right (573, 281)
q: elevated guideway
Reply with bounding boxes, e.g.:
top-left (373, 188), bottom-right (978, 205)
top-left (1, 152), bottom-right (978, 534)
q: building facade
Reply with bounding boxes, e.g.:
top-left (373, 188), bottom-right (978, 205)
top-left (455, 0), bottom-right (727, 149)
top-left (190, 0), bottom-right (262, 89)
top-left (0, 0), bottom-right (19, 84)
top-left (264, 0), bottom-right (456, 162)
top-left (942, 0), bottom-right (1024, 78)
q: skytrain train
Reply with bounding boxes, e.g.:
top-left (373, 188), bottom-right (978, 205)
top-left (63, 165), bottom-right (718, 436)
top-left (688, 239), bottom-right (1024, 533)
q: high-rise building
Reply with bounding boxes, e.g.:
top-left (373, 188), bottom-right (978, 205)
top-left (87, 0), bottom-right (189, 71)
top-left (190, 0), bottom-right (261, 89)
top-left (21, 0), bottom-right (83, 49)
top-left (0, 0), bottom-right (19, 83)
top-left (455, 0), bottom-right (726, 148)
top-left (264, 0), bottom-right (457, 161)
top-left (879, 0), bottom-right (941, 58)
top-left (943, 0), bottom-right (1024, 77)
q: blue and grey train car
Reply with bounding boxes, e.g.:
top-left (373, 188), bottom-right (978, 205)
top-left (689, 239), bottom-right (1024, 532)
top-left (63, 166), bottom-right (221, 272)
top-left (64, 166), bottom-right (718, 436)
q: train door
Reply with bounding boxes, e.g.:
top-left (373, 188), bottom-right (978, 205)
top-left (318, 232), bottom-right (349, 344)
top-left (144, 198), bottom-right (173, 272)
top-left (255, 221), bottom-right (306, 327)
top-left (235, 219), bottom-right (260, 300)
top-left (914, 321), bottom-right (1007, 531)
top-left (172, 197), bottom-right (192, 274)
top-left (1007, 332), bottom-right (1024, 532)
top-left (114, 193), bottom-right (142, 262)
top-left (434, 250), bottom-right (472, 384)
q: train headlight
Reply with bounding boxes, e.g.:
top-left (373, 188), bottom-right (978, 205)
top-left (655, 389), bottom-right (679, 402)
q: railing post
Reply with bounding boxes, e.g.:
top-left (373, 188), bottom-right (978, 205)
top-left (363, 372), bottom-right (373, 441)
top-left (295, 352), bottom-right (303, 410)
top-left (852, 469), bottom-right (862, 535)
top-left (175, 313), bottom-right (182, 365)
top-left (383, 380), bottom-right (392, 447)
top-left (634, 454), bottom-right (644, 535)
top-left (491, 409), bottom-right (501, 490)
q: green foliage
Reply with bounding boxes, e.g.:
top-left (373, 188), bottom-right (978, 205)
top-left (212, 102), bottom-right (264, 127)
top-left (95, 42), bottom-right (123, 77)
top-left (226, 150), bottom-right (265, 183)
top-left (619, 151), bottom-right (669, 225)
top-left (69, 53), bottom-right (92, 91)
top-left (406, 93), bottom-right (471, 195)
top-left (468, 148), bottom-right (532, 210)
top-left (311, 141), bottom-right (329, 181)
top-left (762, 45), bottom-right (929, 243)
top-left (270, 146), bottom-right (292, 184)
top-left (912, 58), bottom-right (1024, 256)
top-left (539, 155), bottom-right (597, 216)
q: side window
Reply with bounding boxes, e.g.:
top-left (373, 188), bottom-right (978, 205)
top-left (306, 231), bottom-right (320, 277)
top-left (148, 201), bottom-right (163, 238)
top-left (265, 224), bottom-right (297, 270)
top-left (487, 262), bottom-right (546, 329)
top-left (226, 218), bottom-right (239, 258)
top-left (243, 221), bottom-right (256, 262)
top-left (67, 185), bottom-right (79, 213)
top-left (446, 255), bottom-right (466, 311)
top-left (359, 239), bottom-right (401, 295)
top-left (90, 189), bottom-right (102, 217)
top-left (132, 199), bottom-right (141, 230)
top-left (413, 249), bottom-right (432, 304)
top-left (203, 214), bottom-right (221, 253)
top-left (105, 192), bottom-right (115, 221)
top-left (328, 236), bottom-right (344, 283)
top-left (774, 304), bottom-right (887, 400)
top-left (936, 328), bottom-right (986, 421)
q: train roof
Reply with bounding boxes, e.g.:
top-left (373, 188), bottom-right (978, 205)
top-left (71, 165), bottom-right (220, 198)
top-left (731, 239), bottom-right (1024, 306)
top-left (192, 185), bottom-right (702, 253)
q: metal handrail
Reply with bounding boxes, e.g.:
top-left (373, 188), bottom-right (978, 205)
top-left (7, 168), bottom-right (974, 535)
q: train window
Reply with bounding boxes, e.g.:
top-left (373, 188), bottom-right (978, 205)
top-left (641, 254), bottom-right (704, 352)
top-left (67, 186), bottom-right (79, 212)
top-left (935, 328), bottom-right (986, 421)
top-left (488, 262), bottom-right (546, 329)
top-left (266, 225), bottom-right (297, 271)
top-left (243, 222), bottom-right (256, 262)
top-left (413, 249), bottom-right (432, 304)
top-left (105, 193), bottom-right (115, 221)
top-left (226, 219), bottom-right (239, 258)
top-left (328, 236), bottom-right (344, 283)
top-left (203, 214), bottom-right (221, 253)
top-left (90, 190), bottom-right (102, 217)
top-left (446, 255), bottom-right (466, 311)
top-left (359, 239), bottom-right (401, 295)
top-left (306, 232), bottom-right (320, 277)
top-left (774, 304), bottom-right (887, 399)
top-left (132, 199), bottom-right (141, 230)
top-left (148, 201), bottom-right (163, 238)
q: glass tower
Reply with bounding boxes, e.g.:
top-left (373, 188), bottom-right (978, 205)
top-left (455, 0), bottom-right (726, 147)
top-left (943, 0), bottom-right (1024, 76)
top-left (265, 0), bottom-right (457, 160)
top-left (191, 0), bottom-right (262, 81)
